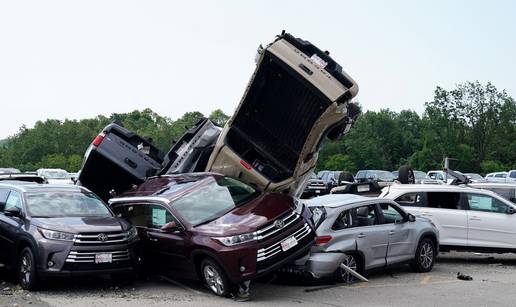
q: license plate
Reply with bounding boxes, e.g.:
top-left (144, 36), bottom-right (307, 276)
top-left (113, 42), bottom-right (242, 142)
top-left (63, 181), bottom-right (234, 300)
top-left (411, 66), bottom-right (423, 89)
top-left (280, 236), bottom-right (298, 252)
top-left (357, 184), bottom-right (370, 192)
top-left (315, 190), bottom-right (320, 193)
top-left (95, 253), bottom-right (112, 264)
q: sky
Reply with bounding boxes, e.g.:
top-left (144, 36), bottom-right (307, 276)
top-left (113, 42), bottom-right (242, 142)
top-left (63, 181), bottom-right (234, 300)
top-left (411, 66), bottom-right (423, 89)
top-left (0, 0), bottom-right (515, 139)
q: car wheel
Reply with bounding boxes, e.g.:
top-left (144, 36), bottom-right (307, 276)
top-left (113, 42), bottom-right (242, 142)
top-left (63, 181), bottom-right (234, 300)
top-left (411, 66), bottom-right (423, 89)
top-left (334, 253), bottom-right (360, 283)
top-left (19, 247), bottom-right (38, 290)
top-left (411, 238), bottom-right (435, 272)
top-left (398, 165), bottom-right (415, 184)
top-left (200, 259), bottom-right (232, 297)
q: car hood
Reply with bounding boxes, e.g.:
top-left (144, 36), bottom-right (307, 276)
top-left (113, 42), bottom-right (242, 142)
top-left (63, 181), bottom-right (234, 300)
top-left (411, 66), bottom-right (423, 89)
top-left (194, 193), bottom-right (295, 236)
top-left (31, 216), bottom-right (130, 233)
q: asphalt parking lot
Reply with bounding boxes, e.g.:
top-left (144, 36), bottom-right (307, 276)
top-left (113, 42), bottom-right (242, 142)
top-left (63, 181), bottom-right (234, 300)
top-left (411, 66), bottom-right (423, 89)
top-left (2, 251), bottom-right (516, 307)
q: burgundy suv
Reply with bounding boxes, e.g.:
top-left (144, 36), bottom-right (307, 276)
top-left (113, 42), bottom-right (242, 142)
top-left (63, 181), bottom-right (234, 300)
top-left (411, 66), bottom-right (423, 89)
top-left (109, 173), bottom-right (314, 296)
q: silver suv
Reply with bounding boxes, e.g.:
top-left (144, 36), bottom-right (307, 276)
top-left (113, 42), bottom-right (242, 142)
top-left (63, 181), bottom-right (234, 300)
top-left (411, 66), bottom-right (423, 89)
top-left (291, 194), bottom-right (438, 282)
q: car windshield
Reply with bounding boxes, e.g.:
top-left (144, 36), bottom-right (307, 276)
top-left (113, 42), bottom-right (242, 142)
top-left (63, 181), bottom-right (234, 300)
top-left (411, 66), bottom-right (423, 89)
top-left (41, 170), bottom-right (68, 179)
top-left (26, 191), bottom-right (111, 218)
top-left (172, 176), bottom-right (260, 226)
top-left (372, 171), bottom-right (396, 181)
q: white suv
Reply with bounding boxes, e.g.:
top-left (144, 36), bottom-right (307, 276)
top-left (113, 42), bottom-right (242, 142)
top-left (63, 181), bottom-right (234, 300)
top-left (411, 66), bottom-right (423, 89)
top-left (381, 184), bottom-right (516, 252)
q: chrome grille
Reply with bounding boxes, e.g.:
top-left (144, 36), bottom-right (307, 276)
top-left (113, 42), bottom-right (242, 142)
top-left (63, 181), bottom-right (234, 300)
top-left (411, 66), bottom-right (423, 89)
top-left (74, 232), bottom-right (127, 244)
top-left (65, 250), bottom-right (130, 263)
top-left (257, 223), bottom-right (312, 262)
top-left (255, 211), bottom-right (301, 240)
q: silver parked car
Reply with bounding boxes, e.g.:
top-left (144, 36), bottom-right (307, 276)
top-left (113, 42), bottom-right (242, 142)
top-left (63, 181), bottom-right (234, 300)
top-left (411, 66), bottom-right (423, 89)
top-left (292, 194), bottom-right (439, 282)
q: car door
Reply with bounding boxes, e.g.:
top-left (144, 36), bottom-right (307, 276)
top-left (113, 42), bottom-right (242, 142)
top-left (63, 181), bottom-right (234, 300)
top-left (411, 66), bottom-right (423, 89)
top-left (464, 192), bottom-right (516, 249)
top-left (420, 192), bottom-right (468, 247)
top-left (331, 204), bottom-right (390, 269)
top-left (377, 202), bottom-right (416, 265)
top-left (114, 203), bottom-right (191, 277)
top-left (0, 190), bottom-right (24, 263)
top-left (0, 188), bottom-right (12, 262)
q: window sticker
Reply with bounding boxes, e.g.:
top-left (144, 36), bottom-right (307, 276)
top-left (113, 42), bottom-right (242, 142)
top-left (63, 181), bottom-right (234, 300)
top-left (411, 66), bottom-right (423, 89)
top-left (152, 208), bottom-right (166, 227)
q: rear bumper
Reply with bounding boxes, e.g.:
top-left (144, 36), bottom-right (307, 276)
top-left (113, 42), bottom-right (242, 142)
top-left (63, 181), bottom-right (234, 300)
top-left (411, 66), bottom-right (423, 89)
top-left (302, 252), bottom-right (346, 278)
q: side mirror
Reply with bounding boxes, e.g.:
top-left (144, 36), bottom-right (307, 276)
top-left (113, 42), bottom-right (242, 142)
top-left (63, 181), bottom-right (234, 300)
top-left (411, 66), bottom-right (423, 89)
top-left (407, 213), bottom-right (416, 222)
top-left (4, 207), bottom-right (23, 218)
top-left (160, 221), bottom-right (181, 232)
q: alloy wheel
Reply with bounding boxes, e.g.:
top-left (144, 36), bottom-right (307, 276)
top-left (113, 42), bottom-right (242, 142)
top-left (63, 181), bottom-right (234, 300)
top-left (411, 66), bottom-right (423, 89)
top-left (419, 242), bottom-right (434, 269)
top-left (20, 252), bottom-right (32, 287)
top-left (203, 265), bottom-right (224, 295)
top-left (339, 254), bottom-right (358, 283)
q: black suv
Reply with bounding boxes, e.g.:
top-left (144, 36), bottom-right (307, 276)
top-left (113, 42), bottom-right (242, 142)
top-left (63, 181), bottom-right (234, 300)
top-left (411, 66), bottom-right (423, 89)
top-left (0, 182), bottom-right (139, 290)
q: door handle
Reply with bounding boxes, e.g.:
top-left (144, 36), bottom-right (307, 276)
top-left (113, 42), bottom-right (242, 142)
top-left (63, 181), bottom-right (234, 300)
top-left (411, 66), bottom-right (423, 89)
top-left (124, 158), bottom-right (137, 169)
top-left (148, 237), bottom-right (158, 242)
top-left (389, 231), bottom-right (395, 235)
top-left (357, 233), bottom-right (366, 238)
top-left (421, 212), bottom-right (433, 217)
top-left (469, 216), bottom-right (481, 221)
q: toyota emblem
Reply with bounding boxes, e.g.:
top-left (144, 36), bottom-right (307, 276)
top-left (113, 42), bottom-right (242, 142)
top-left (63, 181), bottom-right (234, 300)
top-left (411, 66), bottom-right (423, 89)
top-left (97, 233), bottom-right (109, 242)
top-left (274, 220), bottom-right (285, 230)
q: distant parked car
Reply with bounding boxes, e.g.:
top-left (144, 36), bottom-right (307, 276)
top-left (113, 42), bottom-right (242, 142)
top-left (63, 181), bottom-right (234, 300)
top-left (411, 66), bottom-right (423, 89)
top-left (0, 168), bottom-right (21, 174)
top-left (382, 184), bottom-right (516, 253)
top-left (302, 173), bottom-right (327, 198)
top-left (355, 170), bottom-right (396, 186)
top-left (109, 173), bottom-right (315, 297)
top-left (464, 173), bottom-right (487, 183)
top-left (36, 168), bottom-right (72, 184)
top-left (0, 173), bottom-right (46, 184)
top-left (0, 183), bottom-right (139, 290)
top-left (485, 172), bottom-right (509, 183)
top-left (289, 194), bottom-right (438, 282)
top-left (392, 170), bottom-right (427, 184)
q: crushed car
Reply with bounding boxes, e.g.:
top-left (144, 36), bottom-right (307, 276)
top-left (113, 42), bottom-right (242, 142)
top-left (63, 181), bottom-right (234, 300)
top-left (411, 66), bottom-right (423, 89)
top-left (286, 194), bottom-right (438, 282)
top-left (109, 173), bottom-right (314, 297)
top-left (77, 31), bottom-right (359, 297)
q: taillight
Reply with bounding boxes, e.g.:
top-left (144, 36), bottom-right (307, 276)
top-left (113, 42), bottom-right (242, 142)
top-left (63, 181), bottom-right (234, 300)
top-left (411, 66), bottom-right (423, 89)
top-left (315, 235), bottom-right (332, 245)
top-left (92, 133), bottom-right (105, 147)
top-left (240, 159), bottom-right (252, 170)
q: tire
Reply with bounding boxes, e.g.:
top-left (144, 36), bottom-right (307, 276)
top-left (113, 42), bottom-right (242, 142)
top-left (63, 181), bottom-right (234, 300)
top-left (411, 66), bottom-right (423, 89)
top-left (398, 165), bottom-right (415, 184)
top-left (411, 238), bottom-right (436, 273)
top-left (333, 253), bottom-right (362, 283)
top-left (338, 172), bottom-right (355, 185)
top-left (200, 259), bottom-right (233, 297)
top-left (19, 247), bottom-right (38, 291)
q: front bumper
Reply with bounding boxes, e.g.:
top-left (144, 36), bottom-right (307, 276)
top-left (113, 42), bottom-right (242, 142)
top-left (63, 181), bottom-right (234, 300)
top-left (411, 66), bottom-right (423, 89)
top-left (36, 238), bottom-right (139, 277)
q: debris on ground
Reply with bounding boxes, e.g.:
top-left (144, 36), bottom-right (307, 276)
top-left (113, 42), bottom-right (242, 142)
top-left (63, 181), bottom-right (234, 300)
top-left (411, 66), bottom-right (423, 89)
top-left (457, 272), bottom-right (473, 281)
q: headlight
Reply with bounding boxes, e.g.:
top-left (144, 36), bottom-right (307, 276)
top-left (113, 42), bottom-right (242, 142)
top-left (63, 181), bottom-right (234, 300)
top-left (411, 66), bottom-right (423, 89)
top-left (39, 228), bottom-right (76, 241)
top-left (125, 227), bottom-right (138, 240)
top-left (213, 232), bottom-right (258, 246)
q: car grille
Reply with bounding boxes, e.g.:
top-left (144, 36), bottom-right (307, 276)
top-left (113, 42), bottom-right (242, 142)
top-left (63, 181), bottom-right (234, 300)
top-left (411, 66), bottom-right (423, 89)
top-left (255, 211), bottom-right (301, 241)
top-left (257, 222), bottom-right (313, 264)
top-left (73, 231), bottom-right (128, 245)
top-left (65, 250), bottom-right (131, 263)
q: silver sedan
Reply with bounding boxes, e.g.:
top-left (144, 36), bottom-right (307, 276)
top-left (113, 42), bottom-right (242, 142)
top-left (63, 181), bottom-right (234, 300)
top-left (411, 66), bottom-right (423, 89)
top-left (294, 194), bottom-right (439, 282)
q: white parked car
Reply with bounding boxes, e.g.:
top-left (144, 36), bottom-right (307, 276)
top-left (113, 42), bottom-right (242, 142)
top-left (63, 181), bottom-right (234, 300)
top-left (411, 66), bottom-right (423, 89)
top-left (485, 172), bottom-right (509, 183)
top-left (381, 184), bottom-right (516, 252)
top-left (36, 168), bottom-right (72, 184)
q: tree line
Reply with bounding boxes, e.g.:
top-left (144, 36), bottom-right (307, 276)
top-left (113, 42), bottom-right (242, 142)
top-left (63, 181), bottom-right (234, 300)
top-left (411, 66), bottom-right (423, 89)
top-left (0, 81), bottom-right (514, 175)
